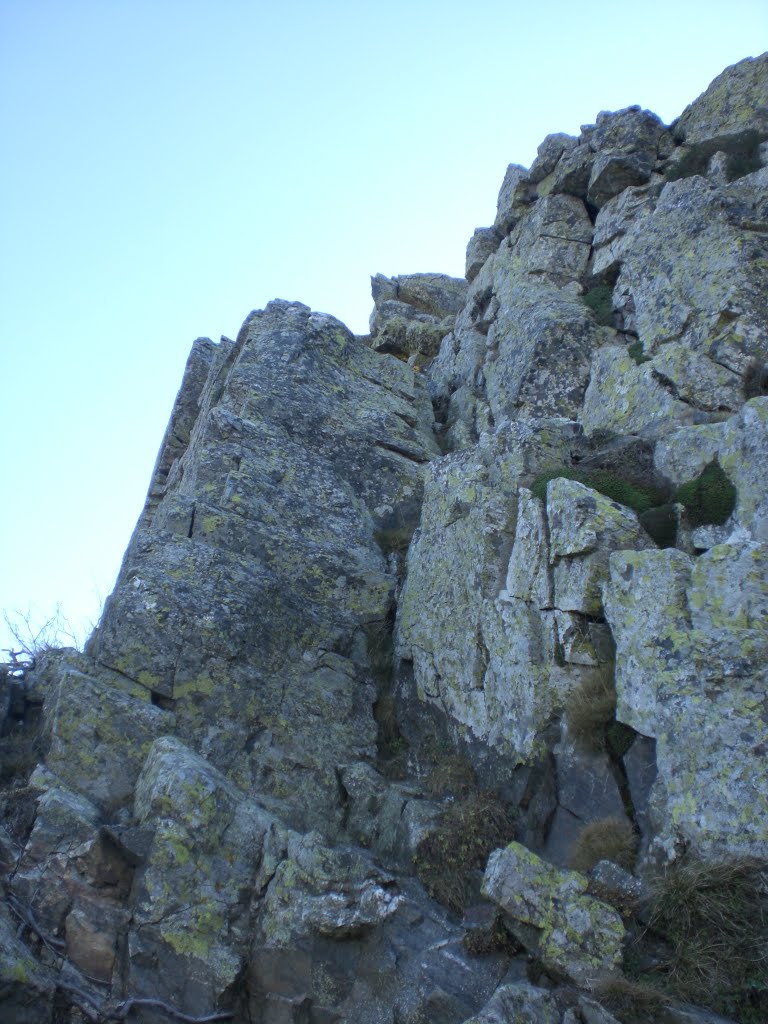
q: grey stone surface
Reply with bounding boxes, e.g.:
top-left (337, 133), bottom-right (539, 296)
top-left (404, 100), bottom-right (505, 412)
top-left (87, 300), bottom-right (440, 836)
top-left (4, 56), bottom-right (767, 1024)
top-left (482, 841), bottom-right (624, 988)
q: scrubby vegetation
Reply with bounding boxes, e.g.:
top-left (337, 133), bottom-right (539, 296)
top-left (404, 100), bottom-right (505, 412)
top-left (595, 977), bottom-right (669, 1023)
top-left (531, 467), bottom-right (666, 516)
top-left (627, 339), bottom-right (651, 365)
top-left (675, 459), bottom-right (736, 527)
top-left (569, 817), bottom-right (637, 873)
top-left (415, 791), bottom-right (515, 914)
top-left (565, 666), bottom-right (635, 758)
top-left (646, 857), bottom-right (768, 1019)
top-left (582, 285), bottom-right (614, 326)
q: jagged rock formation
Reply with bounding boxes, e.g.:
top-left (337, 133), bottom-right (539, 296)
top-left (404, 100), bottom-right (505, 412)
top-left (2, 54), bottom-right (768, 1024)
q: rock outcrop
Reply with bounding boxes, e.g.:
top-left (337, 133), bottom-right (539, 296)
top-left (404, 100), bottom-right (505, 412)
top-left (2, 54), bottom-right (767, 1024)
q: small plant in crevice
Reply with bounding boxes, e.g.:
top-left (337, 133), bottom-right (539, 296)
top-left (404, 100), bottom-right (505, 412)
top-left (627, 339), bottom-right (651, 365)
top-left (582, 285), bottom-right (615, 327)
top-left (642, 856), bottom-right (768, 1021)
top-left (463, 914), bottom-right (521, 957)
top-left (675, 459), bottom-right (736, 528)
top-left (568, 816), bottom-right (638, 874)
top-left (594, 976), bottom-right (668, 1023)
top-left (565, 665), bottom-right (635, 759)
top-left (414, 791), bottom-right (515, 915)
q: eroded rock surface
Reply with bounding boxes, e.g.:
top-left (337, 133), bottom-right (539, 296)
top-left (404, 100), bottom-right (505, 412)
top-left (3, 53), bottom-right (767, 1024)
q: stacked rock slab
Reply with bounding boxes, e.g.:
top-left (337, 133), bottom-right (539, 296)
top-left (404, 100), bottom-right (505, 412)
top-left (3, 54), bottom-right (768, 1024)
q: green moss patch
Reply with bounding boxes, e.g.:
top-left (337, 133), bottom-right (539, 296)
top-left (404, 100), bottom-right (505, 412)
top-left (627, 340), bottom-right (651, 365)
top-left (638, 503), bottom-right (678, 548)
top-left (675, 460), bottom-right (736, 527)
top-left (582, 285), bottom-right (614, 326)
top-left (531, 467), bottom-right (666, 517)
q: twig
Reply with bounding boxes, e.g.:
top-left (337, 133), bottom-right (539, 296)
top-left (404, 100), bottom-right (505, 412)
top-left (109, 998), bottom-right (234, 1022)
top-left (7, 891), bottom-right (66, 952)
top-left (5, 893), bottom-right (235, 1022)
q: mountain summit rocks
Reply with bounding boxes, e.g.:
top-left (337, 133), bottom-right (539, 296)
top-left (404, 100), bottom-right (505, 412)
top-left (3, 54), bottom-right (768, 1024)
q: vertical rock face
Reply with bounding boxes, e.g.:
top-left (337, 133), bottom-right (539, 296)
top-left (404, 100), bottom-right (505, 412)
top-left (3, 54), bottom-right (768, 1024)
top-left (88, 299), bottom-right (440, 834)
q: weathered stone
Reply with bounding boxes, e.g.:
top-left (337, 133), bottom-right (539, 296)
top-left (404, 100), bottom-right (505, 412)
top-left (495, 163), bottom-right (534, 235)
top-left (397, 423), bottom-right (582, 767)
top-left (393, 272), bottom-right (469, 317)
top-left (623, 734), bottom-right (657, 836)
top-left (543, 738), bottom-right (627, 870)
top-left (482, 841), bottom-right (624, 988)
top-left (614, 173), bottom-right (768, 382)
top-left (502, 487), bottom-right (552, 608)
top-left (529, 132), bottom-right (578, 184)
top-left (431, 192), bottom-right (597, 446)
top-left (129, 736), bottom-right (273, 1014)
top-left (590, 106), bottom-right (670, 158)
top-left (547, 478), bottom-right (654, 616)
top-left (591, 184), bottom-right (658, 278)
top-left (64, 891), bottom-right (130, 982)
top-left (655, 398), bottom-right (768, 542)
top-left (0, 903), bottom-right (54, 1023)
top-left (466, 227), bottom-right (501, 282)
top-left (581, 345), bottom-right (697, 437)
top-left (545, 143), bottom-right (595, 199)
top-left (39, 650), bottom-right (171, 809)
top-left (673, 53), bottom-right (768, 155)
top-left (587, 860), bottom-right (647, 917)
top-left (461, 983), bottom-right (564, 1024)
top-left (587, 150), bottom-right (654, 209)
top-left (604, 544), bottom-right (768, 859)
top-left (337, 761), bottom-right (440, 867)
top-left (250, 828), bottom-right (508, 1024)
top-left (87, 300), bottom-right (439, 835)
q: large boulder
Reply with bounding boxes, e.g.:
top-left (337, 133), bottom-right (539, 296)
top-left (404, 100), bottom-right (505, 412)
top-left (369, 272), bottom-right (468, 363)
top-left (482, 842), bottom-right (624, 988)
top-left (87, 300), bottom-right (440, 836)
top-left (604, 543), bottom-right (768, 860)
top-left (670, 53), bottom-right (768, 179)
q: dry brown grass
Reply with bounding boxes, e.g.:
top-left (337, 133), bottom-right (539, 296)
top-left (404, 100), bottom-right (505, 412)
top-left (569, 816), bottom-right (638, 874)
top-left (594, 976), bottom-right (668, 1022)
top-left (414, 792), bottom-right (515, 914)
top-left (647, 857), bottom-right (768, 1018)
top-left (566, 665), bottom-right (635, 758)
top-left (424, 753), bottom-right (478, 798)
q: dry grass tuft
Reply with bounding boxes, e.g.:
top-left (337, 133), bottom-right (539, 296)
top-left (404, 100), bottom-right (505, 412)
top-left (647, 856), bottom-right (768, 1018)
top-left (415, 792), bottom-right (515, 915)
top-left (424, 753), bottom-right (478, 798)
top-left (565, 665), bottom-right (635, 758)
top-left (569, 817), bottom-right (638, 874)
top-left (594, 976), bottom-right (668, 1022)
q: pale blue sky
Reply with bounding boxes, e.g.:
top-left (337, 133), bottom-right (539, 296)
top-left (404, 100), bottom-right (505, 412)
top-left (1, 0), bottom-right (766, 654)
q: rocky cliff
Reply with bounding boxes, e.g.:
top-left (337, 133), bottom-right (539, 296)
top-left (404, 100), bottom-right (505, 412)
top-left (2, 55), bottom-right (767, 1024)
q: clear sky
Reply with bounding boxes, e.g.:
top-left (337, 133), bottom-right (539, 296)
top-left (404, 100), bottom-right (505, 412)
top-left (1, 0), bottom-right (766, 655)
